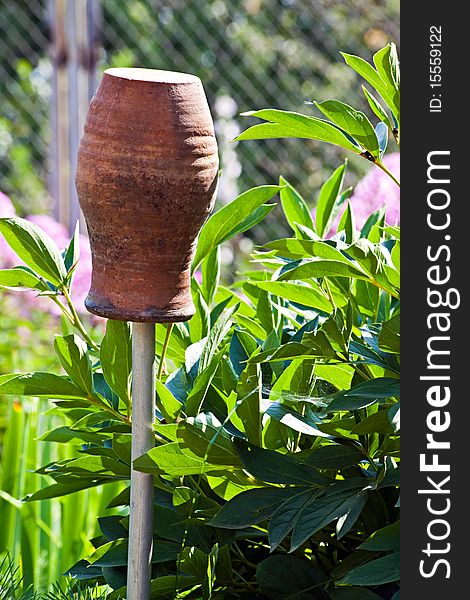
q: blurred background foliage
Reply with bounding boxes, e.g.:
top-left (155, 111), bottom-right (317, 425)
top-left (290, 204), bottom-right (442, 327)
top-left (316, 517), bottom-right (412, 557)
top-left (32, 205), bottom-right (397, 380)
top-left (1, 0), bottom-right (399, 236)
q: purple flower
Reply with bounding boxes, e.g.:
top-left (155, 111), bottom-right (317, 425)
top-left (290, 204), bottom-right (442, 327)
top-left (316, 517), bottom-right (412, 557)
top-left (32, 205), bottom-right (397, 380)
top-left (348, 152), bottom-right (400, 229)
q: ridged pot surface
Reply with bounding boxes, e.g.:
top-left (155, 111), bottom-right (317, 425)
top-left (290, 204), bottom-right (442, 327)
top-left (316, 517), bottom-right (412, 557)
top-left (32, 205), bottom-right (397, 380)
top-left (76, 68), bottom-right (218, 322)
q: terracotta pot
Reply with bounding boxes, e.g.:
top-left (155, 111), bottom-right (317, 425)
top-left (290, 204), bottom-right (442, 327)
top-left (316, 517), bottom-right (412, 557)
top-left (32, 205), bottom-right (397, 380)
top-left (76, 68), bottom-right (218, 322)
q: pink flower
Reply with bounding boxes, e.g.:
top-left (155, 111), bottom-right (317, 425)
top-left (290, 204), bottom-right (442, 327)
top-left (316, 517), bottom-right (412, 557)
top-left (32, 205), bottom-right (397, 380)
top-left (348, 152), bottom-right (400, 229)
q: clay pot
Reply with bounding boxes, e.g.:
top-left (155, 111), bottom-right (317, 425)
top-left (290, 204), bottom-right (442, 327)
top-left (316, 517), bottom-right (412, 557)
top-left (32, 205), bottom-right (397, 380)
top-left (76, 68), bottom-right (218, 322)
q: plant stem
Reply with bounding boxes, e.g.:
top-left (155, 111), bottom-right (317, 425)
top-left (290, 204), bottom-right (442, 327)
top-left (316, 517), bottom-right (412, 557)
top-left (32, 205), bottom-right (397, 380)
top-left (60, 286), bottom-right (99, 351)
top-left (157, 323), bottom-right (173, 380)
top-left (376, 160), bottom-right (400, 187)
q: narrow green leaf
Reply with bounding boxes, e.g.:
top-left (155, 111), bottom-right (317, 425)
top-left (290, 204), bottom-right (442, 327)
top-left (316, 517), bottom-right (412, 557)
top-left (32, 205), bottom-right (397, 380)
top-left (156, 379), bottom-right (182, 422)
top-left (328, 378), bottom-right (400, 412)
top-left (201, 246), bottom-right (220, 306)
top-left (185, 350), bottom-right (224, 416)
top-left (379, 314), bottom-right (400, 354)
top-left (234, 440), bottom-right (330, 486)
top-left (337, 202), bottom-right (356, 243)
top-left (315, 101), bottom-right (379, 158)
top-left (236, 109), bottom-right (360, 152)
top-left (0, 266), bottom-right (47, 290)
top-left (134, 442), bottom-right (230, 477)
top-left (0, 372), bottom-right (88, 400)
top-left (277, 258), bottom-right (368, 282)
top-left (210, 487), bottom-right (297, 528)
top-left (341, 51), bottom-right (393, 107)
top-left (54, 334), bottom-right (94, 395)
top-left (193, 185), bottom-right (281, 270)
top-left (101, 320), bottom-right (132, 408)
top-left (0, 217), bottom-right (67, 285)
top-left (254, 281), bottom-right (332, 313)
top-left (177, 413), bottom-right (241, 466)
top-left (290, 479), bottom-right (367, 551)
top-left (362, 85), bottom-right (392, 128)
top-left (279, 176), bottom-right (315, 235)
top-left (338, 552), bottom-right (400, 586)
top-left (189, 287), bottom-right (210, 344)
top-left (315, 162), bottom-right (347, 237)
top-left (358, 521), bottom-right (400, 551)
top-left (268, 489), bottom-right (319, 550)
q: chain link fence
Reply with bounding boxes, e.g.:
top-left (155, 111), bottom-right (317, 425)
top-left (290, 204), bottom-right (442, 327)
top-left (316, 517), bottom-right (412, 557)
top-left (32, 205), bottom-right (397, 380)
top-left (1, 0), bottom-right (399, 244)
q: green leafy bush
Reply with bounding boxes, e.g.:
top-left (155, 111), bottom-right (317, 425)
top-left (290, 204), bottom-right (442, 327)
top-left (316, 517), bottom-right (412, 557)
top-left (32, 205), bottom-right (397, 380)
top-left (0, 43), bottom-right (399, 598)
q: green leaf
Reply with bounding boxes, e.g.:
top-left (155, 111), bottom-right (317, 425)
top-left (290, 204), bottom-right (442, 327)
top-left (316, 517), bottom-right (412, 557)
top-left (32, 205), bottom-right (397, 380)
top-left (201, 246), bottom-right (221, 306)
top-left (156, 379), bottom-right (182, 422)
top-left (237, 109), bottom-right (360, 152)
top-left (236, 362), bottom-right (262, 445)
top-left (315, 162), bottom-right (347, 237)
top-left (110, 575), bottom-right (201, 600)
top-left (199, 304), bottom-right (237, 371)
top-left (315, 101), bottom-right (379, 158)
top-left (63, 221), bottom-right (80, 272)
top-left (234, 440), bottom-right (329, 486)
top-left (328, 378), bottom-right (400, 411)
top-left (210, 487), bottom-right (297, 528)
top-left (193, 185), bottom-right (281, 270)
top-left (337, 202), bottom-right (356, 243)
top-left (379, 314), bottom-right (400, 354)
top-left (189, 287), bottom-right (210, 344)
top-left (0, 372), bottom-right (88, 400)
top-left (101, 320), bottom-right (132, 408)
top-left (374, 44), bottom-right (400, 92)
top-left (185, 350), bottom-right (224, 416)
top-left (0, 217), bottom-right (67, 286)
top-left (54, 334), bottom-right (94, 395)
top-left (254, 280), bottom-right (332, 313)
top-left (268, 489), bottom-right (319, 550)
top-left (0, 266), bottom-right (47, 290)
top-left (351, 410), bottom-right (395, 435)
top-left (306, 444), bottom-right (364, 470)
top-left (279, 176), bottom-right (315, 235)
top-left (38, 426), bottom-right (107, 445)
top-left (336, 491), bottom-right (368, 539)
top-left (358, 521), bottom-right (400, 551)
top-left (177, 413), bottom-right (241, 467)
top-left (257, 555), bottom-right (328, 600)
top-left (277, 258), bottom-right (368, 282)
top-left (25, 479), bottom-right (104, 501)
top-left (63, 221), bottom-right (80, 289)
top-left (362, 86), bottom-right (391, 128)
top-left (290, 479), bottom-right (367, 551)
top-left (134, 442), bottom-right (231, 478)
top-left (338, 552), bottom-right (400, 586)
top-left (341, 51), bottom-right (393, 107)
top-left (87, 539), bottom-right (128, 567)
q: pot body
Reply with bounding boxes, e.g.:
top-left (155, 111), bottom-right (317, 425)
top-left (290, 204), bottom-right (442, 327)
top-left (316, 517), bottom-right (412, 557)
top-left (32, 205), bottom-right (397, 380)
top-left (76, 68), bottom-right (218, 322)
